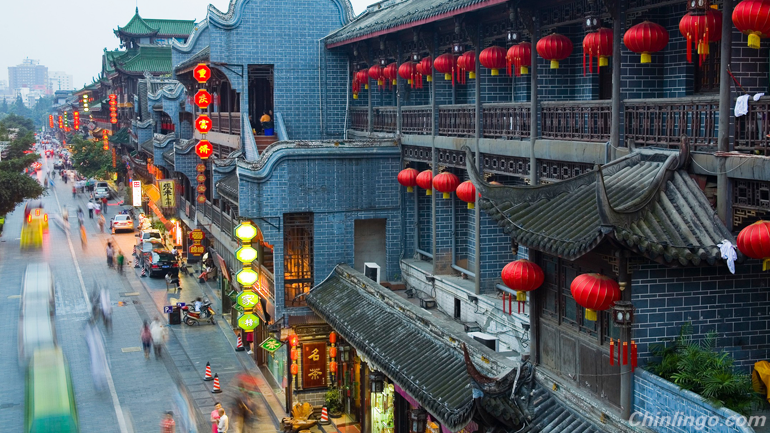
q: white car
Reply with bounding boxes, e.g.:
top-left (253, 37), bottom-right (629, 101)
top-left (94, 187), bottom-right (110, 199)
top-left (110, 214), bottom-right (134, 233)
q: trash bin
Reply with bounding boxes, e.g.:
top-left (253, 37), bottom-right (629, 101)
top-left (169, 306), bottom-right (182, 325)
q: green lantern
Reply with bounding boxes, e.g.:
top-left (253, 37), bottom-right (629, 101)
top-left (234, 221), bottom-right (258, 243)
top-left (236, 290), bottom-right (260, 309)
top-left (237, 312), bottom-right (260, 331)
top-left (235, 245), bottom-right (258, 264)
top-left (236, 267), bottom-right (259, 286)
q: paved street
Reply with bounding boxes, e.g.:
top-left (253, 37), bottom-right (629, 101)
top-left (0, 153), bottom-right (286, 432)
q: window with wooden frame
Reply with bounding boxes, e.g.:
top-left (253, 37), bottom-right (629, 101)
top-left (694, 42), bottom-right (720, 94)
top-left (284, 213), bottom-right (314, 307)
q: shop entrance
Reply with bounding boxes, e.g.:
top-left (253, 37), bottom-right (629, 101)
top-left (248, 65), bottom-right (274, 133)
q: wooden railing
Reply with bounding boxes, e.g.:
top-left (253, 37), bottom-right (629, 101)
top-left (402, 106), bottom-right (432, 135)
top-left (438, 104), bottom-right (475, 137)
top-left (624, 96), bottom-right (718, 150)
top-left (350, 107), bottom-right (368, 131)
top-left (541, 100), bottom-right (611, 142)
top-left (482, 103), bottom-right (531, 139)
top-left (734, 97), bottom-right (770, 155)
top-left (210, 112), bottom-right (241, 135)
top-left (372, 107), bottom-right (397, 133)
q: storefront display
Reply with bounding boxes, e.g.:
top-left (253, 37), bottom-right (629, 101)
top-left (370, 379), bottom-right (395, 433)
top-left (268, 344), bottom-right (287, 388)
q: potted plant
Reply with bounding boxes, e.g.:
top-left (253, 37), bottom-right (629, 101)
top-left (325, 386), bottom-right (343, 418)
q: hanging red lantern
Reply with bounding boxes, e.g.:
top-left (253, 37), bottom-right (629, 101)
top-left (417, 57), bottom-right (433, 82)
top-left (434, 54), bottom-right (458, 84)
top-left (456, 180), bottom-right (477, 209)
top-left (415, 170), bottom-right (433, 196)
top-left (398, 168), bottom-right (419, 192)
top-left (536, 33), bottom-right (573, 69)
top-left (507, 42), bottom-right (532, 76)
top-left (352, 77), bottom-right (361, 99)
top-left (383, 63), bottom-right (398, 86)
top-left (329, 346), bottom-right (337, 358)
top-left (398, 61), bottom-right (418, 85)
top-left (501, 259), bottom-right (544, 314)
top-left (570, 273), bottom-right (621, 321)
top-left (291, 363), bottom-right (299, 376)
top-left (432, 172), bottom-right (460, 199)
top-left (479, 46), bottom-right (506, 76)
top-left (356, 69), bottom-right (370, 89)
top-left (330, 361), bottom-right (338, 373)
top-left (457, 52), bottom-right (476, 83)
top-left (291, 348), bottom-right (299, 361)
top-left (679, 9), bottom-right (722, 64)
top-left (582, 28), bottom-right (613, 75)
top-left (733, 0), bottom-right (770, 49)
top-left (369, 65), bottom-right (385, 87)
top-left (329, 331), bottom-right (337, 344)
top-left (623, 21), bottom-right (669, 64)
top-left (289, 334), bottom-right (299, 347)
top-left (737, 220), bottom-right (770, 270)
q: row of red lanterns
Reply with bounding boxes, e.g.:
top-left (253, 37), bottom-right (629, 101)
top-left (109, 94), bottom-right (118, 124)
top-left (397, 168), bottom-right (478, 208)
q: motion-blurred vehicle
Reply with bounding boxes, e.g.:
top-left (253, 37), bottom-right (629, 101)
top-left (21, 201), bottom-right (48, 249)
top-left (110, 214), bottom-right (134, 233)
top-left (24, 201), bottom-right (48, 232)
top-left (54, 160), bottom-right (64, 169)
top-left (25, 347), bottom-right (78, 433)
top-left (18, 264), bottom-right (56, 364)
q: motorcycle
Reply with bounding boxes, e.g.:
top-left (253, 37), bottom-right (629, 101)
top-left (181, 300), bottom-right (216, 326)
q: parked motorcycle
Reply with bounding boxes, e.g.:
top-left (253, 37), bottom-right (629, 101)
top-left (181, 300), bottom-right (216, 326)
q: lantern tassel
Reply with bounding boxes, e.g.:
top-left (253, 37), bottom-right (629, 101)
top-left (631, 340), bottom-right (637, 372)
top-left (590, 51), bottom-right (594, 75)
top-left (583, 51), bottom-right (586, 76)
top-left (687, 33), bottom-right (693, 63)
top-left (508, 292), bottom-right (512, 315)
top-left (622, 341), bottom-right (628, 365)
top-left (610, 339), bottom-right (614, 366)
top-left (502, 292), bottom-right (506, 314)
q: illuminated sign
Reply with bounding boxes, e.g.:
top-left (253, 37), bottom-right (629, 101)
top-left (132, 181), bottom-right (142, 207)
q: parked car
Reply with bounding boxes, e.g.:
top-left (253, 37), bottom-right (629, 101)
top-left (94, 185), bottom-right (110, 199)
top-left (136, 229), bottom-right (162, 246)
top-left (110, 214), bottom-right (134, 233)
top-left (53, 160), bottom-right (64, 169)
top-left (142, 249), bottom-right (179, 278)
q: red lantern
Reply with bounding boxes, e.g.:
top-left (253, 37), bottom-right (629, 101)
top-left (398, 61), bottom-right (418, 86)
top-left (289, 334), bottom-right (299, 347)
top-left (193, 63), bottom-right (212, 84)
top-left (291, 348), bottom-right (299, 361)
top-left (434, 54), bottom-right (458, 84)
top-left (330, 361), bottom-right (338, 373)
top-left (536, 33), bottom-right (573, 69)
top-left (352, 78), bottom-right (360, 99)
top-left (195, 115), bottom-right (212, 134)
top-left (329, 346), bottom-right (337, 358)
top-left (398, 168), bottom-right (419, 192)
top-left (290, 363), bottom-right (299, 376)
top-left (195, 140), bottom-right (214, 159)
top-left (733, 0), bottom-right (770, 49)
top-left (368, 65), bottom-right (384, 86)
top-left (383, 63), bottom-right (398, 86)
top-left (501, 260), bottom-right (544, 314)
top-left (737, 220), bottom-right (770, 270)
top-left (194, 89), bottom-right (212, 109)
top-left (679, 9), bottom-right (722, 64)
top-left (329, 331), bottom-right (337, 344)
top-left (356, 69), bottom-right (370, 89)
top-left (623, 21), bottom-right (669, 64)
top-left (582, 28), bottom-right (613, 75)
top-left (415, 170), bottom-right (433, 196)
top-left (507, 42), bottom-right (532, 76)
top-left (432, 172), bottom-right (460, 199)
top-left (479, 46), bottom-right (506, 76)
top-left (570, 273), bottom-right (621, 321)
top-left (417, 57), bottom-right (433, 82)
top-left (197, 194), bottom-right (206, 204)
top-left (456, 180), bottom-right (477, 209)
top-left (457, 52), bottom-right (476, 83)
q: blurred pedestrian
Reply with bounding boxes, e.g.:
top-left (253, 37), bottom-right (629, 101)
top-left (117, 250), bottom-right (125, 275)
top-left (232, 389), bottom-right (253, 433)
top-left (94, 201), bottom-right (101, 217)
top-left (211, 402), bottom-right (222, 433)
top-left (141, 321), bottom-right (152, 359)
top-left (217, 408), bottom-right (229, 433)
top-left (102, 196), bottom-right (108, 216)
top-left (85, 320), bottom-right (108, 392)
top-left (98, 213), bottom-right (106, 233)
top-left (150, 317), bottom-right (168, 359)
top-left (87, 201), bottom-right (94, 219)
top-left (106, 242), bottom-right (114, 268)
top-left (100, 287), bottom-right (112, 333)
top-left (246, 331), bottom-right (254, 355)
top-left (160, 411), bottom-right (176, 433)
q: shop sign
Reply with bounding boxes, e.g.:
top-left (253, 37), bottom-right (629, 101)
top-left (193, 63), bottom-right (211, 83)
top-left (260, 337), bottom-right (283, 353)
top-left (302, 342), bottom-right (327, 389)
top-left (194, 89), bottom-right (212, 110)
top-left (190, 230), bottom-right (205, 242)
top-left (236, 290), bottom-right (260, 309)
top-left (195, 115), bottom-right (212, 134)
top-left (196, 163), bottom-right (206, 173)
top-left (158, 179), bottom-right (176, 208)
top-left (132, 181), bottom-right (142, 207)
top-left (237, 312), bottom-right (259, 331)
top-left (195, 140), bottom-right (213, 159)
top-left (189, 244), bottom-right (205, 255)
top-left (197, 194), bottom-right (207, 204)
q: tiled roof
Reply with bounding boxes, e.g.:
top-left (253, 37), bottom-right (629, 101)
top-left (174, 46), bottom-right (210, 73)
top-left (115, 45), bottom-right (172, 74)
top-left (466, 147), bottom-right (736, 266)
top-left (116, 8), bottom-right (195, 37)
top-left (516, 384), bottom-right (603, 433)
top-left (306, 265), bottom-right (475, 431)
top-left (162, 148), bottom-right (175, 166)
top-left (325, 0), bottom-right (506, 46)
top-left (216, 173), bottom-right (239, 203)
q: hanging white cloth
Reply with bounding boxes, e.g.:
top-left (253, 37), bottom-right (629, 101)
top-left (735, 94), bottom-right (750, 117)
top-left (718, 240), bottom-right (737, 274)
top-left (754, 93), bottom-right (765, 101)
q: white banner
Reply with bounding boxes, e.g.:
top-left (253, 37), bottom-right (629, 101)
top-left (132, 181), bottom-right (142, 207)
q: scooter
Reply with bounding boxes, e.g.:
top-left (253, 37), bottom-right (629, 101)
top-left (181, 301), bottom-right (216, 326)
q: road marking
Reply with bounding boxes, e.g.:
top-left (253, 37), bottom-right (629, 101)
top-left (51, 179), bottom-right (129, 433)
top-left (121, 347), bottom-right (141, 353)
top-left (121, 292), bottom-right (140, 296)
top-left (7, 295), bottom-right (20, 299)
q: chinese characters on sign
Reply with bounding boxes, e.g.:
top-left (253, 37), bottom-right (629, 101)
top-left (259, 337), bottom-right (283, 353)
top-left (194, 89), bottom-right (212, 110)
top-left (193, 64), bottom-right (211, 84)
top-left (189, 229), bottom-right (205, 256)
top-left (132, 181), bottom-right (142, 207)
top-left (158, 180), bottom-right (176, 208)
top-left (301, 342), bottom-right (327, 389)
top-left (195, 115), bottom-right (212, 134)
top-left (195, 140), bottom-right (213, 159)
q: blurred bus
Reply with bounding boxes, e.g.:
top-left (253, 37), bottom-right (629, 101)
top-left (25, 347), bottom-right (79, 432)
top-left (18, 263), bottom-right (55, 364)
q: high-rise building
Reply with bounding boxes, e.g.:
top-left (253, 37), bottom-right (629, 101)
top-left (49, 71), bottom-right (73, 92)
top-left (8, 59), bottom-right (48, 94)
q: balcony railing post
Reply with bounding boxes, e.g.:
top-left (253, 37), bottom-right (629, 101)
top-left (530, 15), bottom-right (539, 186)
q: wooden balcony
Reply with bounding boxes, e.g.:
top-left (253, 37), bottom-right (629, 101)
top-left (210, 112), bottom-right (241, 135)
top-left (373, 106), bottom-right (397, 133)
top-left (541, 100), bottom-right (611, 142)
top-left (734, 96), bottom-right (770, 156)
top-left (350, 107), bottom-right (368, 131)
top-left (438, 104), bottom-right (475, 137)
top-left (402, 106), bottom-right (432, 135)
top-left (624, 96), bottom-right (718, 151)
top-left (482, 103), bottom-right (531, 139)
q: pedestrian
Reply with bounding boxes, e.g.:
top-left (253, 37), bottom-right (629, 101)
top-left (217, 408), bottom-right (229, 433)
top-left (117, 250), bottom-right (125, 275)
top-left (246, 331), bottom-right (254, 355)
top-left (150, 317), bottom-right (168, 359)
top-left (98, 213), bottom-right (106, 233)
top-left (100, 287), bottom-right (112, 333)
top-left (87, 201), bottom-right (94, 219)
top-left (94, 201), bottom-right (101, 217)
top-left (102, 196), bottom-right (108, 215)
top-left (141, 321), bottom-right (152, 359)
top-left (106, 242), bottom-right (114, 268)
top-left (160, 411), bottom-right (176, 433)
top-left (211, 402), bottom-right (222, 433)
top-left (232, 389), bottom-right (253, 433)
top-left (72, 185), bottom-right (76, 198)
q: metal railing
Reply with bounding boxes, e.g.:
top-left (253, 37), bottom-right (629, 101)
top-left (402, 105), bottom-right (432, 135)
top-left (350, 107), bottom-right (368, 131)
top-left (541, 100), bottom-right (611, 142)
top-left (734, 97), bottom-right (770, 155)
top-left (373, 106), bottom-right (397, 133)
top-left (624, 96), bottom-right (718, 150)
top-left (438, 104), bottom-right (475, 137)
top-left (482, 102), bottom-right (531, 139)
top-left (210, 112), bottom-right (241, 135)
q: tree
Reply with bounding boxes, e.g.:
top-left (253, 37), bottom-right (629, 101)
top-left (0, 113), bottom-right (35, 131)
top-left (70, 135), bottom-right (113, 180)
top-left (0, 115), bottom-right (45, 215)
top-left (0, 99), bottom-right (8, 114)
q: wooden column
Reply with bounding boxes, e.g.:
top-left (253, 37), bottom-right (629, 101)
top-left (609, 0), bottom-right (624, 160)
top-left (431, 34), bottom-right (438, 272)
top-left (529, 14), bottom-right (539, 186)
top-left (474, 26), bottom-right (482, 295)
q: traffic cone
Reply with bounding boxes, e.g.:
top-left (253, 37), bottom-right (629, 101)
top-left (319, 406), bottom-right (330, 425)
top-left (140, 267), bottom-right (146, 277)
top-left (203, 362), bottom-right (213, 381)
top-left (235, 334), bottom-right (245, 352)
top-left (211, 374), bottom-right (222, 393)
top-left (134, 258), bottom-right (140, 268)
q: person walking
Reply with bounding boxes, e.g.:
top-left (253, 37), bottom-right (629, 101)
top-left (211, 402), bottom-right (222, 433)
top-left (106, 242), bottom-right (114, 268)
top-left (72, 185), bottom-right (76, 198)
top-left (116, 250), bottom-right (125, 275)
top-left (160, 411), bottom-right (176, 433)
top-left (150, 317), bottom-right (168, 359)
top-left (87, 201), bottom-right (94, 219)
top-left (101, 196), bottom-right (108, 216)
top-left (217, 408), bottom-right (229, 433)
top-left (246, 331), bottom-right (254, 355)
top-left (98, 213), bottom-right (106, 233)
top-left (100, 287), bottom-right (112, 333)
top-left (94, 201), bottom-right (101, 217)
top-left (141, 321), bottom-right (152, 359)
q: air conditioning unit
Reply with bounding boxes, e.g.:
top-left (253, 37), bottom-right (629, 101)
top-left (364, 262), bottom-right (381, 284)
top-left (468, 332), bottom-right (499, 352)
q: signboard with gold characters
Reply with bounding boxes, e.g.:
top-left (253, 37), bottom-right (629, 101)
top-left (301, 342), bottom-right (327, 389)
top-left (158, 180), bottom-right (176, 208)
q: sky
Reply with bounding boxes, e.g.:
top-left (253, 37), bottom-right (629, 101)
top-left (1, 0), bottom-right (372, 90)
